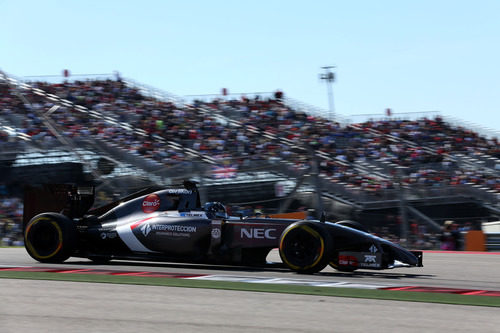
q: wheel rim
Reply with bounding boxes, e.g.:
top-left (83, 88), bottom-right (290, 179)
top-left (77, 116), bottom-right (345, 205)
top-left (281, 226), bottom-right (324, 269)
top-left (26, 218), bottom-right (62, 259)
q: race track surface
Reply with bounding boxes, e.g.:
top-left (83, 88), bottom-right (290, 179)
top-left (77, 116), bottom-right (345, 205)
top-left (2, 278), bottom-right (499, 333)
top-left (2, 248), bottom-right (499, 291)
top-left (2, 248), bottom-right (500, 333)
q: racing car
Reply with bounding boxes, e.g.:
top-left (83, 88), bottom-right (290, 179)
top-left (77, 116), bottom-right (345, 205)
top-left (23, 182), bottom-right (423, 274)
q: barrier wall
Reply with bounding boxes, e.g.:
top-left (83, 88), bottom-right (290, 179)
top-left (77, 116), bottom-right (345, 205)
top-left (465, 231), bottom-right (486, 251)
top-left (485, 233), bottom-right (500, 251)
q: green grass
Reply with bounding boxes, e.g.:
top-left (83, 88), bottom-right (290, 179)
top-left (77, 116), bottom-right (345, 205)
top-left (0, 270), bottom-right (499, 307)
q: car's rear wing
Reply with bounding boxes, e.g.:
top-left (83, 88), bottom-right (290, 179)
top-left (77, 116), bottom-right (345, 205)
top-left (23, 184), bottom-right (95, 228)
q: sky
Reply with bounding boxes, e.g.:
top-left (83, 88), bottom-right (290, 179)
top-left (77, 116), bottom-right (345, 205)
top-left (1, 0), bottom-right (499, 134)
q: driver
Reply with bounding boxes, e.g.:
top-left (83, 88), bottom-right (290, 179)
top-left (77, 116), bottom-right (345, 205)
top-left (204, 202), bottom-right (228, 219)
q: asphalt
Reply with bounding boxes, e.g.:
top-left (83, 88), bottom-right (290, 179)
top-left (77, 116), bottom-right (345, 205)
top-left (1, 248), bottom-right (500, 332)
top-left (1, 278), bottom-right (500, 333)
top-left (2, 248), bottom-right (500, 290)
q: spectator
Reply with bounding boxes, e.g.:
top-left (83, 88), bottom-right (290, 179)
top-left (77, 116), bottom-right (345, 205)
top-left (440, 220), bottom-right (461, 251)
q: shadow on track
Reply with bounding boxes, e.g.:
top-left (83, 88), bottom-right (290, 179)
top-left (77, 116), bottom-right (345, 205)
top-left (65, 259), bottom-right (434, 280)
top-left (67, 259), bottom-right (288, 273)
top-left (319, 270), bottom-right (434, 280)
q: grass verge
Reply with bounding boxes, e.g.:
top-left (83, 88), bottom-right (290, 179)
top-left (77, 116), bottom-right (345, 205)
top-left (0, 270), bottom-right (498, 308)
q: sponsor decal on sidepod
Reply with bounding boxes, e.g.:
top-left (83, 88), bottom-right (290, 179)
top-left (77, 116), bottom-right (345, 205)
top-left (339, 255), bottom-right (358, 266)
top-left (240, 228), bottom-right (277, 240)
top-left (142, 194), bottom-right (161, 213)
top-left (364, 255), bottom-right (377, 263)
top-left (140, 223), bottom-right (197, 238)
top-left (141, 223), bottom-right (152, 237)
top-left (211, 228), bottom-right (221, 239)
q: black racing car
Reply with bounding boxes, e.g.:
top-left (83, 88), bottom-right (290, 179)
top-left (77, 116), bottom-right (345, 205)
top-left (23, 182), bottom-right (423, 274)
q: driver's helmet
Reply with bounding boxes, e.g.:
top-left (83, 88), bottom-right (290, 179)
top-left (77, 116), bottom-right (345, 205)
top-left (204, 202), bottom-right (228, 219)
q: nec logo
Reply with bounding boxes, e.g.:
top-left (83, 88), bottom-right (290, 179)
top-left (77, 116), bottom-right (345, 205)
top-left (240, 228), bottom-right (277, 240)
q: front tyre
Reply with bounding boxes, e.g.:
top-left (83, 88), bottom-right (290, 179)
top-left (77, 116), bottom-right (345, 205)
top-left (335, 220), bottom-right (368, 233)
top-left (279, 221), bottom-right (332, 274)
top-left (24, 213), bottom-right (77, 263)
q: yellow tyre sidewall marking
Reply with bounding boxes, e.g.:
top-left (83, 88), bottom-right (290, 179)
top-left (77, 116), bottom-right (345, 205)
top-left (25, 217), bottom-right (63, 260)
top-left (280, 225), bottom-right (325, 271)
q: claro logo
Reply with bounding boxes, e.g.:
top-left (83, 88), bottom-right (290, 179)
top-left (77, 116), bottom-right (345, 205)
top-left (240, 228), bottom-right (277, 240)
top-left (142, 194), bottom-right (161, 213)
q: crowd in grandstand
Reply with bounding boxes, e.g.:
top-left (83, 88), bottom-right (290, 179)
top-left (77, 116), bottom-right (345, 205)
top-left (0, 186), bottom-right (23, 246)
top-left (358, 117), bottom-right (500, 158)
top-left (2, 78), bottom-right (499, 186)
top-left (1, 75), bottom-right (499, 248)
top-left (192, 97), bottom-right (499, 193)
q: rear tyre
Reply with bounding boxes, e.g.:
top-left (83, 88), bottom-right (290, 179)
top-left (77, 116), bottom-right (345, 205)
top-left (279, 221), bottom-right (332, 274)
top-left (24, 213), bottom-right (77, 263)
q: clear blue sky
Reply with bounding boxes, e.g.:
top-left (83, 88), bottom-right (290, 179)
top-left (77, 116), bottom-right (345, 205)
top-left (1, 0), bottom-right (499, 132)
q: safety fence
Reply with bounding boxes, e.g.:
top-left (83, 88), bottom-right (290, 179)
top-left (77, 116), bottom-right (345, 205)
top-left (486, 233), bottom-right (500, 251)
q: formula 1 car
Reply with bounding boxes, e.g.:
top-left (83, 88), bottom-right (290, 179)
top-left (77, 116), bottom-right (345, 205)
top-left (23, 182), bottom-right (423, 274)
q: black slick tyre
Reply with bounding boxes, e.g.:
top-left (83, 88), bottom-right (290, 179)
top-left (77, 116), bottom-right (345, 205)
top-left (24, 213), bottom-right (77, 263)
top-left (279, 221), bottom-right (332, 274)
top-left (335, 220), bottom-right (368, 233)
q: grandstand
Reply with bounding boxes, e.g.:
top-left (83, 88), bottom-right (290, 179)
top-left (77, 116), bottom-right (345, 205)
top-left (0, 69), bottom-right (499, 248)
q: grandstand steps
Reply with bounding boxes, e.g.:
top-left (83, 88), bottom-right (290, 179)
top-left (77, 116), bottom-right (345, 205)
top-left (406, 206), bottom-right (441, 232)
top-left (1, 113), bottom-right (24, 129)
top-left (353, 158), bottom-right (391, 180)
top-left (281, 189), bottom-right (496, 233)
top-left (201, 180), bottom-right (279, 207)
top-left (349, 123), bottom-right (498, 198)
top-left (411, 201), bottom-right (493, 224)
top-left (69, 139), bottom-right (169, 184)
top-left (9, 162), bottom-right (87, 186)
top-left (122, 79), bottom-right (422, 198)
top-left (348, 193), bottom-right (479, 210)
top-left (475, 153), bottom-right (500, 169)
top-left (454, 153), bottom-right (499, 175)
top-left (0, 116), bottom-right (32, 142)
top-left (0, 136), bottom-right (165, 187)
top-left (2, 72), bottom-right (497, 226)
top-left (89, 139), bottom-right (166, 174)
top-left (483, 204), bottom-right (500, 219)
top-left (353, 200), bottom-right (494, 234)
top-left (2, 73), bottom-right (200, 185)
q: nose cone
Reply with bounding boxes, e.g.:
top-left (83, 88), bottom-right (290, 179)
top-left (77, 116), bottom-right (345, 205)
top-left (388, 243), bottom-right (419, 266)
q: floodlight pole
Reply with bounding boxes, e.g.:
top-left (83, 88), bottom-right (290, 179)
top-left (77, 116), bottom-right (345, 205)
top-left (320, 66), bottom-right (335, 120)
